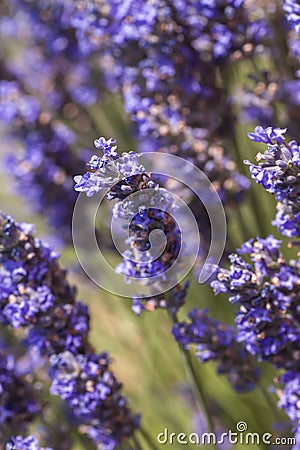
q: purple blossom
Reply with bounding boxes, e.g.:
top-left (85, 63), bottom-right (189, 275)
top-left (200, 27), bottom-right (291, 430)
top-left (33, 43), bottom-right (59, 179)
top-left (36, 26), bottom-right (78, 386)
top-left (6, 435), bottom-right (51, 450)
top-left (0, 212), bottom-right (139, 448)
top-left (247, 126), bottom-right (287, 145)
top-left (0, 345), bottom-right (41, 438)
top-left (74, 139), bottom-right (145, 197)
top-left (278, 372), bottom-right (300, 435)
top-left (131, 282), bottom-right (189, 316)
top-left (211, 236), bottom-right (300, 371)
top-left (0, 81), bottom-right (40, 124)
top-left (75, 138), bottom-right (189, 314)
top-left (173, 308), bottom-right (261, 393)
top-left (283, 0), bottom-right (300, 33)
top-left (49, 351), bottom-right (139, 448)
top-left (245, 127), bottom-right (300, 239)
top-left (69, 0), bottom-right (253, 208)
top-left (0, 0), bottom-right (103, 242)
top-left (272, 207), bottom-right (300, 238)
top-left (1, 79), bottom-right (87, 242)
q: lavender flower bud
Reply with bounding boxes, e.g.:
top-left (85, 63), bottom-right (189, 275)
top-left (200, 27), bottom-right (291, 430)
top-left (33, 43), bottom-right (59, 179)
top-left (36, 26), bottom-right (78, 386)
top-left (277, 371), bottom-right (300, 440)
top-left (0, 212), bottom-right (139, 448)
top-left (245, 127), bottom-right (300, 239)
top-left (0, 344), bottom-right (41, 441)
top-left (74, 137), bottom-right (189, 314)
top-left (283, 0), bottom-right (300, 33)
top-left (6, 435), bottom-right (51, 450)
top-left (173, 308), bottom-right (261, 393)
top-left (211, 235), bottom-right (300, 372)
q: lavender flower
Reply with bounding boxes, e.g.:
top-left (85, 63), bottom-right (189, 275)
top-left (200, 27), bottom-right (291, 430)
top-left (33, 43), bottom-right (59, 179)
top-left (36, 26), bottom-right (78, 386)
top-left (0, 344), bottom-right (41, 442)
top-left (49, 351), bottom-right (137, 449)
top-left (247, 126), bottom-right (287, 145)
top-left (75, 137), bottom-right (189, 314)
top-left (277, 371), bottom-right (300, 444)
top-left (173, 308), bottom-right (261, 393)
top-left (74, 137), bottom-right (144, 197)
top-left (1, 0), bottom-right (254, 246)
top-left (1, 1), bottom-right (99, 107)
top-left (0, 0), bottom-right (103, 242)
top-left (0, 75), bottom-right (86, 243)
top-left (232, 43), bottom-right (300, 141)
top-left (6, 435), bottom-right (51, 450)
top-left (0, 81), bottom-right (40, 124)
top-left (0, 212), bottom-right (89, 354)
top-left (283, 0), bottom-right (300, 33)
top-left (70, 0), bottom-right (253, 206)
top-left (245, 127), bottom-right (300, 239)
top-left (0, 212), bottom-right (139, 448)
top-left (211, 235), bottom-right (300, 372)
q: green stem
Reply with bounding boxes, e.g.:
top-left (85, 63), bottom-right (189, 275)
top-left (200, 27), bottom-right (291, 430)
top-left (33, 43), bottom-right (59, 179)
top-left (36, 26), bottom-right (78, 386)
top-left (248, 188), bottom-right (269, 237)
top-left (259, 385), bottom-right (282, 422)
top-left (235, 205), bottom-right (251, 242)
top-left (139, 426), bottom-right (161, 450)
top-left (86, 105), bottom-right (107, 136)
top-left (248, 56), bottom-right (265, 82)
top-left (72, 432), bottom-right (96, 450)
top-left (170, 313), bottom-right (218, 448)
top-left (231, 134), bottom-right (268, 237)
top-left (132, 434), bottom-right (143, 450)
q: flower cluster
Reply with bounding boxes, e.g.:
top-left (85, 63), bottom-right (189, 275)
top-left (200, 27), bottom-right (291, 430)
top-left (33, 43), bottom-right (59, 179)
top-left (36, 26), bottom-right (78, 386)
top-left (1, 78), bottom-right (86, 242)
top-left (71, 0), bottom-right (253, 206)
top-left (0, 213), bottom-right (89, 352)
top-left (278, 372), bottom-right (300, 436)
top-left (0, 212), bottom-right (139, 449)
top-left (0, 343), bottom-right (41, 443)
top-left (211, 235), bottom-right (300, 372)
top-left (1, 0), bottom-right (99, 108)
top-left (72, 0), bottom-right (258, 60)
top-left (74, 137), bottom-right (144, 197)
top-left (245, 127), bottom-right (300, 239)
top-left (6, 435), bottom-right (51, 450)
top-left (75, 137), bottom-right (189, 314)
top-left (49, 351), bottom-right (136, 448)
top-left (283, 0), bottom-right (300, 33)
top-left (235, 73), bottom-right (277, 127)
top-left (173, 308), bottom-right (261, 393)
top-left (237, 72), bottom-right (300, 142)
top-left (230, 2), bottom-right (300, 143)
top-left (210, 121), bottom-right (300, 441)
top-left (0, 0), bottom-right (103, 241)
top-left (0, 80), bottom-right (40, 124)
top-left (0, 0), bottom-right (260, 249)
top-left (211, 227), bottom-right (300, 439)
